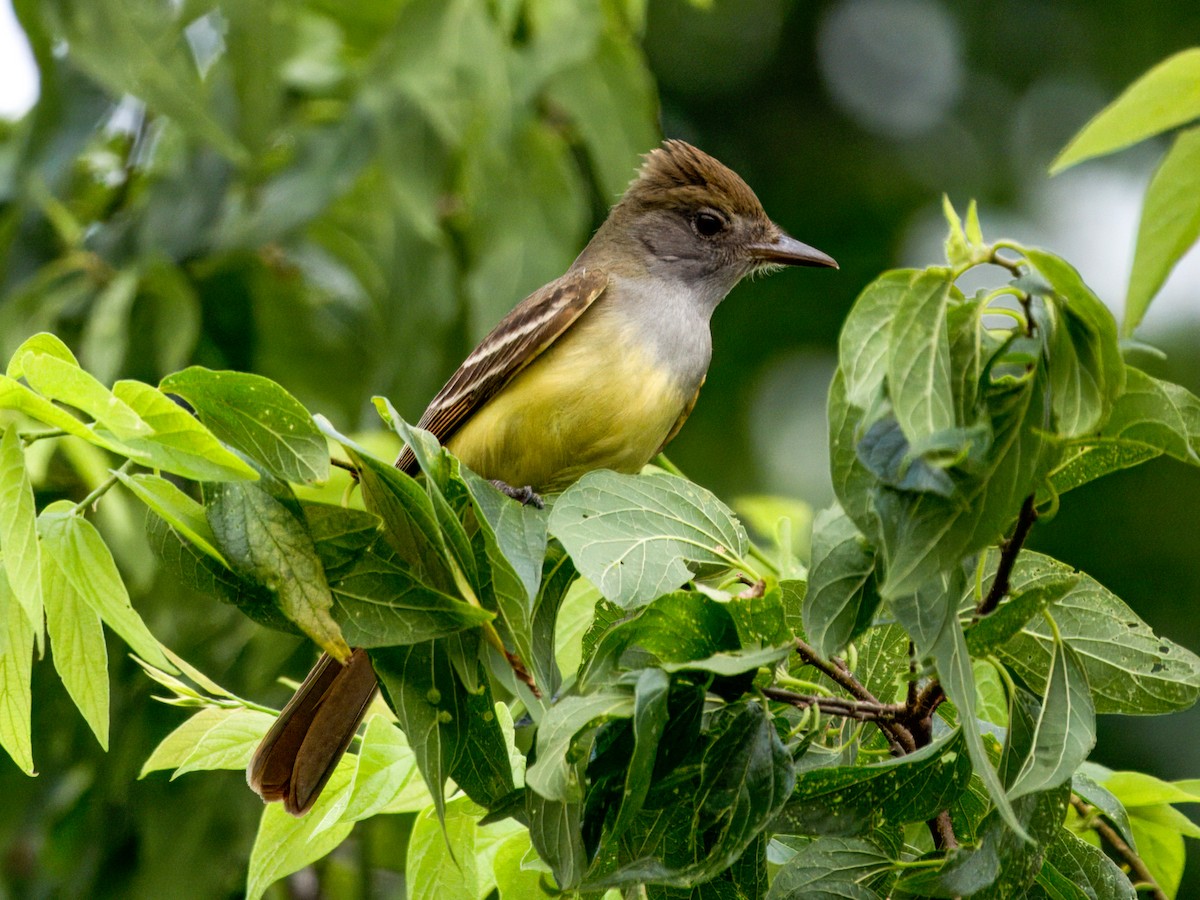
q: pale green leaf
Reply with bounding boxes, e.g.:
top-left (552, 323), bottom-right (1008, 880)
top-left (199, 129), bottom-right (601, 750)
top-left (840, 270), bottom-right (917, 408)
top-left (0, 428), bottom-right (43, 640)
top-left (19, 350), bottom-right (150, 440)
top-left (115, 471), bottom-right (227, 564)
top-left (406, 797), bottom-right (482, 900)
top-left (0, 375), bottom-right (149, 459)
top-left (140, 705), bottom-right (274, 778)
top-left (1008, 635), bottom-right (1096, 800)
top-left (41, 539), bottom-right (109, 749)
top-left (37, 501), bottom-right (172, 671)
top-left (245, 761), bottom-right (355, 900)
top-left (525, 690), bottom-right (635, 802)
top-left (1051, 48), bottom-right (1200, 173)
top-left (0, 571), bottom-right (35, 774)
top-left (1125, 126), bottom-right (1200, 335)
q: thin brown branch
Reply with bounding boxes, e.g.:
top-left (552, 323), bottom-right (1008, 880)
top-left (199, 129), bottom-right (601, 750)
top-left (793, 638), bottom-right (917, 753)
top-left (975, 494), bottom-right (1039, 622)
top-left (1071, 795), bottom-right (1166, 900)
top-left (762, 686), bottom-right (903, 722)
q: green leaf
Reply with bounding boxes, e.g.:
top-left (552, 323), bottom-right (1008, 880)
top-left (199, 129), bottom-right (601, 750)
top-left (840, 270), bottom-right (917, 408)
top-left (1008, 636), bottom-right (1096, 800)
top-left (527, 781), bottom-right (587, 891)
top-left (245, 761), bottom-right (354, 900)
top-left (115, 472), bottom-right (227, 564)
top-left (1050, 47), bottom-right (1200, 173)
top-left (0, 375), bottom-right (148, 459)
top-left (40, 532), bottom-right (109, 748)
top-left (610, 667), bottom-right (670, 839)
top-left (581, 590), bottom-right (741, 690)
top-left (335, 715), bottom-right (432, 822)
top-left (318, 419), bottom-right (456, 593)
top-left (899, 783), bottom-right (1069, 898)
top-left (364, 643), bottom-right (455, 808)
top-left (764, 836), bottom-right (891, 900)
top-left (1042, 829), bottom-right (1136, 900)
top-left (107, 380), bottom-right (259, 482)
top-left (965, 554), bottom-right (1080, 655)
top-left (804, 504), bottom-right (880, 658)
top-left (19, 348), bottom-right (150, 440)
top-left (140, 706), bottom-right (275, 779)
top-left (887, 269), bottom-right (957, 444)
top-left (6, 332), bottom-right (78, 376)
top-left (585, 700), bottom-right (794, 891)
top-left (1071, 772), bottom-right (1138, 852)
top-left (1025, 248), bottom-right (1124, 436)
top-left (206, 481), bottom-right (349, 661)
top-left (995, 554), bottom-right (1200, 714)
top-left (461, 466), bottom-right (549, 689)
top-left (776, 727), bottom-right (971, 836)
top-left (1049, 369), bottom-right (1200, 493)
top-left (1125, 804), bottom-right (1189, 896)
top-left (160, 367), bottom-right (328, 484)
top-left (899, 571), bottom-right (1025, 837)
top-left (550, 471), bottom-right (748, 609)
top-left (327, 541), bottom-right (492, 648)
top-left (494, 829), bottom-right (558, 899)
top-left (1125, 126), bottom-right (1200, 335)
top-left (532, 544), bottom-right (578, 697)
top-left (876, 365), bottom-right (1055, 598)
top-left (526, 689), bottom-right (635, 802)
top-left (0, 571), bottom-right (35, 773)
top-left (0, 428), bottom-right (43, 641)
top-left (405, 797), bottom-right (483, 900)
top-left (37, 501), bottom-right (171, 670)
top-left (1098, 770), bottom-right (1200, 806)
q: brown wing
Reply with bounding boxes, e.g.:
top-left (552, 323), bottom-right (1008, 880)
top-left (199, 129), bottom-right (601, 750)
top-left (396, 267), bottom-right (609, 474)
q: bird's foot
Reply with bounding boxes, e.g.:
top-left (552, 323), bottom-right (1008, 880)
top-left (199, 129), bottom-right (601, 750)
top-left (490, 480), bottom-right (544, 509)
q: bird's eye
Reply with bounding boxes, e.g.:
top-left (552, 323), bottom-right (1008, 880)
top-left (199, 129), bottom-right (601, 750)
top-left (693, 211), bottom-right (726, 237)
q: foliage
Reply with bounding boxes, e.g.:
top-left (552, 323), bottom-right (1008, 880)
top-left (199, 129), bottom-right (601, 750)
top-left (2, 11), bottom-right (1200, 900)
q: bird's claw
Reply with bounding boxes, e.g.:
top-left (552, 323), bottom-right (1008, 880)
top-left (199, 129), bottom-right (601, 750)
top-left (490, 480), bottom-right (544, 509)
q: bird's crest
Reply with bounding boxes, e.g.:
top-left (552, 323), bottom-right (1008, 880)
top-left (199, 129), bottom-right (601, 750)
top-left (626, 139), bottom-right (767, 218)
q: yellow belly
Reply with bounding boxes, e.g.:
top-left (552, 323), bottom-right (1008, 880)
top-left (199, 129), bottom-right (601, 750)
top-left (446, 310), bottom-right (688, 493)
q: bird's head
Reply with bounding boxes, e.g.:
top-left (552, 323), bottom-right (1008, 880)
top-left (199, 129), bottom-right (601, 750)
top-left (595, 140), bottom-right (837, 296)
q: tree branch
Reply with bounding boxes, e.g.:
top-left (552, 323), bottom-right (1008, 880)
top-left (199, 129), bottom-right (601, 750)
top-left (762, 686), bottom-right (903, 722)
top-left (1070, 795), bottom-right (1166, 900)
top-left (974, 494), bottom-right (1038, 622)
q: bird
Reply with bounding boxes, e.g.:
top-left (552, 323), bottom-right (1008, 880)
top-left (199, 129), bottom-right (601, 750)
top-left (247, 139), bottom-right (837, 815)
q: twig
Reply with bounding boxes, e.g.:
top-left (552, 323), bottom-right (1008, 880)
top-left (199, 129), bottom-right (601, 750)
top-left (1071, 795), bottom-right (1166, 900)
top-left (974, 494), bottom-right (1038, 622)
top-left (932, 809), bottom-right (959, 851)
top-left (330, 457), bottom-right (360, 479)
top-left (793, 638), bottom-right (917, 753)
top-left (762, 686), bottom-right (903, 722)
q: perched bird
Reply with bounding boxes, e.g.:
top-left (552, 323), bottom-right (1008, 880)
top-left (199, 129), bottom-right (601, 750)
top-left (248, 139), bottom-right (837, 815)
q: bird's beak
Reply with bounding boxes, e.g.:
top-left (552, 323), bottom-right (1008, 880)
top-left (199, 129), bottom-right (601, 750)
top-left (748, 231), bottom-right (838, 269)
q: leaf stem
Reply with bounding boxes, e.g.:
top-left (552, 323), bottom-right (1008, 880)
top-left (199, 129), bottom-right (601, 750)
top-left (1070, 795), bottom-right (1166, 900)
top-left (973, 494), bottom-right (1038, 622)
top-left (19, 428), bottom-right (68, 446)
top-left (73, 459), bottom-right (136, 513)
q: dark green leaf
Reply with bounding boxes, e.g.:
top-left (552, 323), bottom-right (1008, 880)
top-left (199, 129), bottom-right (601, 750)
top-left (611, 667), bottom-right (671, 839)
top-left (765, 836), bottom-right (891, 900)
top-left (804, 504), bottom-right (881, 658)
top-left (206, 480), bottom-right (349, 660)
top-left (840, 270), bottom-right (916, 408)
top-left (1071, 772), bottom-right (1137, 852)
top-left (526, 689), bottom-right (636, 802)
top-left (966, 554), bottom-right (1081, 654)
top-left (1041, 829), bottom-right (1136, 900)
top-left (776, 728), bottom-right (971, 836)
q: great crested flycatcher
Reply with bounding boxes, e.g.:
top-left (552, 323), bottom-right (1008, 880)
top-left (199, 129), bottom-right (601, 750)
top-left (248, 140), bottom-right (837, 815)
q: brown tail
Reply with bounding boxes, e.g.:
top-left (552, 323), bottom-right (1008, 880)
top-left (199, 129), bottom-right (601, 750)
top-left (247, 648), bottom-right (379, 816)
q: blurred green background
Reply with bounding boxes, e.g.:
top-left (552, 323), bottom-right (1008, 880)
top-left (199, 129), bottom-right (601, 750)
top-left (1, 0), bottom-right (1198, 896)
